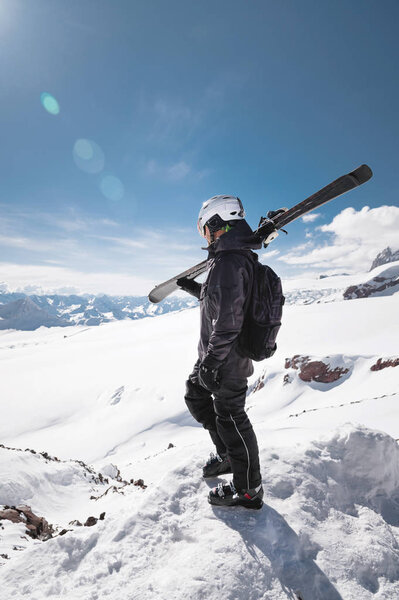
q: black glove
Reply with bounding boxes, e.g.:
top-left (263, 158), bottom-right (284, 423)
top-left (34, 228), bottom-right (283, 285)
top-left (198, 362), bottom-right (221, 393)
top-left (176, 277), bottom-right (201, 300)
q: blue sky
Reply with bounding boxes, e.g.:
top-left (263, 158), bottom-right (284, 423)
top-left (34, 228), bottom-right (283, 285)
top-left (0, 0), bottom-right (398, 295)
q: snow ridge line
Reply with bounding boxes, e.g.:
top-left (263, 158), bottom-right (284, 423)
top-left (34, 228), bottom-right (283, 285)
top-left (287, 392), bottom-right (398, 421)
top-left (0, 444), bottom-right (114, 485)
top-left (0, 443), bottom-right (148, 495)
top-left (0, 442), bottom-right (108, 482)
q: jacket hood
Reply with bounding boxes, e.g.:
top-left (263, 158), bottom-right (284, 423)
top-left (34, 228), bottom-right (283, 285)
top-left (205, 219), bottom-right (262, 256)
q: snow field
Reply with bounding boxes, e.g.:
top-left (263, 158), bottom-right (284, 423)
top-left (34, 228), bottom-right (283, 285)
top-left (0, 292), bottom-right (399, 599)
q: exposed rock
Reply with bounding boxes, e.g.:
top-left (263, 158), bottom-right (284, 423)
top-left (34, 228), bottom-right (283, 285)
top-left (0, 505), bottom-right (53, 540)
top-left (344, 279), bottom-right (398, 299)
top-left (370, 357), bottom-right (399, 372)
top-left (248, 372), bottom-right (266, 394)
top-left (0, 508), bottom-right (23, 524)
top-left (370, 247), bottom-right (399, 271)
top-left (254, 379), bottom-right (265, 392)
top-left (69, 519), bottom-right (83, 527)
top-left (133, 479), bottom-right (147, 489)
top-left (167, 443), bottom-right (175, 449)
top-left (285, 355), bottom-right (349, 383)
top-left (343, 264), bottom-right (399, 300)
top-left (83, 513), bottom-right (105, 527)
top-left (40, 450), bottom-right (60, 462)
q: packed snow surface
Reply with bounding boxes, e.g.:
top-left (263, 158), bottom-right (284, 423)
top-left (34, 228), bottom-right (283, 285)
top-left (0, 289), bottom-right (399, 599)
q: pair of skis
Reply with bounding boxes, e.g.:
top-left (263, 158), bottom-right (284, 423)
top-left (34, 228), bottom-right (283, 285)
top-left (148, 165), bottom-right (373, 303)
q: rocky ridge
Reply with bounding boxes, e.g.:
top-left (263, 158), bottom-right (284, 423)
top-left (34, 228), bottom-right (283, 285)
top-left (370, 247), bottom-right (399, 271)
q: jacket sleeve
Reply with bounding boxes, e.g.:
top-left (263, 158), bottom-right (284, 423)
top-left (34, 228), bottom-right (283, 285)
top-left (203, 255), bottom-right (250, 367)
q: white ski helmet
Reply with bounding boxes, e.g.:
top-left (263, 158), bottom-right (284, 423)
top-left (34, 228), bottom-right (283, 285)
top-left (197, 195), bottom-right (245, 237)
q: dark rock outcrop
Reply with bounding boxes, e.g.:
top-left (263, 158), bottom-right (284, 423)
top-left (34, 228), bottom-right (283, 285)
top-left (0, 505), bottom-right (53, 540)
top-left (84, 512), bottom-right (106, 527)
top-left (370, 357), bottom-right (399, 371)
top-left (344, 264), bottom-right (399, 300)
top-left (285, 355), bottom-right (350, 383)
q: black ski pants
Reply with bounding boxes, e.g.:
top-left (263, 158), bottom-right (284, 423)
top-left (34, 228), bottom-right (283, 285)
top-left (184, 362), bottom-right (262, 491)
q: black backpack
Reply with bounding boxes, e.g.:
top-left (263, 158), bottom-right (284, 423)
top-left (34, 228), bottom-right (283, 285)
top-left (238, 259), bottom-right (284, 361)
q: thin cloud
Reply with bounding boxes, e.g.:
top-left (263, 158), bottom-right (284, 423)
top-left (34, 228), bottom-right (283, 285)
top-left (0, 262), bottom-right (154, 296)
top-left (90, 235), bottom-right (149, 250)
top-left (302, 212), bottom-right (321, 223)
top-left (44, 213), bottom-right (120, 232)
top-left (138, 95), bottom-right (201, 145)
top-left (144, 159), bottom-right (209, 182)
top-left (0, 204), bottom-right (203, 294)
top-left (166, 161), bottom-right (191, 181)
top-left (0, 233), bottom-right (79, 254)
top-left (260, 249), bottom-right (280, 260)
top-left (0, 204), bottom-right (120, 234)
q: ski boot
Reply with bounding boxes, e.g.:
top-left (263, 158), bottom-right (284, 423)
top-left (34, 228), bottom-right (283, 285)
top-left (202, 453), bottom-right (232, 478)
top-left (208, 481), bottom-right (264, 509)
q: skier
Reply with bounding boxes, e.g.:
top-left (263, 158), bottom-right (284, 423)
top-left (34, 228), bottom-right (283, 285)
top-left (178, 195), bottom-right (264, 509)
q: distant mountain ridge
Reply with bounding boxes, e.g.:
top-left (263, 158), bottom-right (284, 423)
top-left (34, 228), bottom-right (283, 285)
top-left (0, 297), bottom-right (69, 331)
top-left (370, 247), bottom-right (399, 271)
top-left (2, 249), bottom-right (399, 331)
top-left (0, 292), bottom-right (197, 330)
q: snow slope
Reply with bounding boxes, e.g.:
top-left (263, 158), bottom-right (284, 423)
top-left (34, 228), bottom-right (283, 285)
top-left (283, 260), bottom-right (399, 304)
top-left (0, 292), bottom-right (399, 599)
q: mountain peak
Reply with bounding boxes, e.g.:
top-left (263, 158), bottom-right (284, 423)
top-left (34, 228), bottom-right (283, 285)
top-left (370, 247), bottom-right (399, 271)
top-left (0, 297), bottom-right (69, 331)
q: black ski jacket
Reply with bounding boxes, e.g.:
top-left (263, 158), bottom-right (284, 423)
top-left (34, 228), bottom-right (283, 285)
top-left (198, 219), bottom-right (262, 380)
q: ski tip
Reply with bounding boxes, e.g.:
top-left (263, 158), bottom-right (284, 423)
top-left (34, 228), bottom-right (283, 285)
top-left (349, 164), bottom-right (373, 185)
top-left (148, 291), bottom-right (159, 304)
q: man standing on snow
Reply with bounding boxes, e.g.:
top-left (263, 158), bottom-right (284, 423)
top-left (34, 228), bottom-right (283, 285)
top-left (177, 195), bottom-right (264, 509)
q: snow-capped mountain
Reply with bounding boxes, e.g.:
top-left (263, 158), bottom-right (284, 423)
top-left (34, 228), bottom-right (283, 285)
top-left (369, 246), bottom-right (399, 271)
top-left (2, 260), bottom-right (399, 332)
top-left (0, 283), bottom-right (398, 599)
top-left (0, 292), bottom-right (197, 330)
top-left (0, 297), bottom-right (70, 331)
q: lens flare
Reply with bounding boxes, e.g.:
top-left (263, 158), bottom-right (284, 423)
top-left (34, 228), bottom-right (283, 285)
top-left (100, 175), bottom-right (125, 202)
top-left (73, 139), bottom-right (105, 174)
top-left (40, 92), bottom-right (60, 115)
